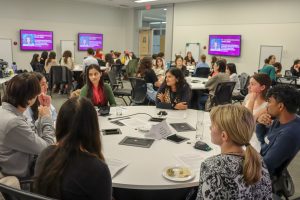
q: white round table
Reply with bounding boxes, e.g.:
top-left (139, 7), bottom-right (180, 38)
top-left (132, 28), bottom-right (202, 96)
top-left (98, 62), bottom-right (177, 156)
top-left (99, 106), bottom-right (220, 190)
top-left (186, 77), bottom-right (208, 90)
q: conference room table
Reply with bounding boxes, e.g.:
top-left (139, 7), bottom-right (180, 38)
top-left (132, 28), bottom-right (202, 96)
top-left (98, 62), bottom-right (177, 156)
top-left (99, 106), bottom-right (261, 200)
top-left (99, 106), bottom-right (219, 200)
top-left (185, 77), bottom-right (208, 109)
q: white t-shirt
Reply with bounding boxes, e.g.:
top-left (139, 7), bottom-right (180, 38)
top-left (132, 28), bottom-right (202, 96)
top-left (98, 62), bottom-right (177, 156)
top-left (83, 56), bottom-right (98, 71)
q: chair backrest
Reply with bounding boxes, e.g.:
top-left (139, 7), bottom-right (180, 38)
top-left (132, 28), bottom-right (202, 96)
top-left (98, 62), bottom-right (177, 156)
top-left (239, 73), bottom-right (250, 96)
top-left (285, 70), bottom-right (292, 77)
top-left (97, 59), bottom-right (106, 67)
top-left (0, 183), bottom-right (56, 200)
top-left (128, 77), bottom-right (147, 104)
top-left (212, 81), bottom-right (236, 106)
top-left (107, 68), bottom-right (118, 89)
top-left (49, 66), bottom-right (72, 90)
top-left (276, 77), bottom-right (297, 87)
top-left (194, 67), bottom-right (210, 78)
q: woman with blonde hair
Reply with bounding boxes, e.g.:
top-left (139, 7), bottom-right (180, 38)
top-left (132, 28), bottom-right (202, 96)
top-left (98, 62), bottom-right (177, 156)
top-left (196, 104), bottom-right (272, 199)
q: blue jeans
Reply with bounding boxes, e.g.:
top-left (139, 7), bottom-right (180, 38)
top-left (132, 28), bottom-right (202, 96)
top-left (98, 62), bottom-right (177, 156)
top-left (198, 94), bottom-right (208, 111)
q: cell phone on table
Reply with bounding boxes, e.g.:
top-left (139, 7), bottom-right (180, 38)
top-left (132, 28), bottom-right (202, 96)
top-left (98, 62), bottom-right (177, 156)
top-left (102, 128), bottom-right (122, 135)
top-left (166, 134), bottom-right (189, 144)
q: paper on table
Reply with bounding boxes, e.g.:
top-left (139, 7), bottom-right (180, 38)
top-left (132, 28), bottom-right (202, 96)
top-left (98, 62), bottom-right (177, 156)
top-left (106, 158), bottom-right (129, 178)
top-left (145, 120), bottom-right (172, 140)
top-left (176, 153), bottom-right (204, 173)
top-left (121, 118), bottom-right (149, 129)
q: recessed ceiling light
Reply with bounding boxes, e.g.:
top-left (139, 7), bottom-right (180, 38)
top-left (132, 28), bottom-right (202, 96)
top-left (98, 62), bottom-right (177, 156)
top-left (164, 8), bottom-right (167, 11)
top-left (134, 0), bottom-right (157, 3)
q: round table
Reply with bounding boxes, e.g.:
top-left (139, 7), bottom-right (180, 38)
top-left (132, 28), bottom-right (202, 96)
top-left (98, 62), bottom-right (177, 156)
top-left (99, 106), bottom-right (220, 200)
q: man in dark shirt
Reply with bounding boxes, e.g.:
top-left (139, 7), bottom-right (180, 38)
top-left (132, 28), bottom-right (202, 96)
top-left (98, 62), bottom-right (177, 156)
top-left (256, 85), bottom-right (300, 176)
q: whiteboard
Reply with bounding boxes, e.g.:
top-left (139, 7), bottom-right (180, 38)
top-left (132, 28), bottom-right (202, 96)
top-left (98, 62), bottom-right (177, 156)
top-left (0, 38), bottom-right (13, 67)
top-left (60, 40), bottom-right (75, 59)
top-left (259, 45), bottom-right (283, 69)
top-left (185, 43), bottom-right (200, 61)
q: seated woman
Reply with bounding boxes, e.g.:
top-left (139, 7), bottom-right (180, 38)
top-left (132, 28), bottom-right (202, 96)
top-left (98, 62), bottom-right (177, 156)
top-left (226, 63), bottom-right (241, 97)
top-left (34, 97), bottom-right (112, 200)
top-left (0, 73), bottom-right (55, 178)
top-left (243, 73), bottom-right (271, 121)
top-left (153, 57), bottom-right (165, 79)
top-left (137, 57), bottom-right (162, 102)
top-left (184, 51), bottom-right (196, 66)
top-left (156, 67), bottom-right (191, 110)
top-left (24, 72), bottom-right (57, 124)
top-left (80, 64), bottom-right (116, 107)
top-left (199, 60), bottom-right (229, 111)
top-left (259, 55), bottom-right (276, 84)
top-left (172, 56), bottom-right (189, 76)
top-left (196, 104), bottom-right (272, 199)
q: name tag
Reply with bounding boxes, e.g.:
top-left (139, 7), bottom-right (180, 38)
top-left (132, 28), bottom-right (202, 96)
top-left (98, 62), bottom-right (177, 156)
top-left (264, 136), bottom-right (270, 145)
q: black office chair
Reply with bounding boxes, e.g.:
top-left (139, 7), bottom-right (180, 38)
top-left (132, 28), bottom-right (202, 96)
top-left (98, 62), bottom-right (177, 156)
top-left (210, 81), bottom-right (236, 107)
top-left (276, 77), bottom-right (297, 87)
top-left (232, 73), bottom-right (250, 103)
top-left (49, 66), bottom-right (73, 96)
top-left (0, 183), bottom-right (56, 200)
top-left (128, 77), bottom-right (148, 105)
top-left (108, 68), bottom-right (131, 105)
top-left (193, 67), bottom-right (210, 78)
top-left (285, 70), bottom-right (292, 77)
top-left (272, 158), bottom-right (296, 200)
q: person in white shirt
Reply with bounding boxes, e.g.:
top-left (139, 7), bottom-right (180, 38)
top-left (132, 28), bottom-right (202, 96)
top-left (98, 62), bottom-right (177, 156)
top-left (60, 50), bottom-right (74, 71)
top-left (83, 48), bottom-right (98, 72)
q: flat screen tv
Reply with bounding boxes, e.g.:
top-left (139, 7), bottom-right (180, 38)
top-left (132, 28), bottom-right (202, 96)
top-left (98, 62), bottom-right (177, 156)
top-left (78, 33), bottom-right (103, 51)
top-left (20, 29), bottom-right (53, 51)
top-left (208, 35), bottom-right (241, 57)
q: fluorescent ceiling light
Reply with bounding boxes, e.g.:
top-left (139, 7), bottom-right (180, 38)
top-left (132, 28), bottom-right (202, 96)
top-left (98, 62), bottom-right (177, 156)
top-left (164, 8), bottom-right (167, 11)
top-left (134, 0), bottom-right (157, 3)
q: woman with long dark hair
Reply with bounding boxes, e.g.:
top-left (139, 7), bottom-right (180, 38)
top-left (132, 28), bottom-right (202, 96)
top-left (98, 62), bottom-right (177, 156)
top-left (80, 64), bottom-right (116, 106)
top-left (30, 53), bottom-right (40, 71)
top-left (34, 97), bottom-right (112, 200)
top-left (156, 67), bottom-right (191, 110)
top-left (44, 51), bottom-right (57, 74)
top-left (40, 51), bottom-right (48, 66)
top-left (24, 72), bottom-right (57, 124)
top-left (60, 50), bottom-right (74, 70)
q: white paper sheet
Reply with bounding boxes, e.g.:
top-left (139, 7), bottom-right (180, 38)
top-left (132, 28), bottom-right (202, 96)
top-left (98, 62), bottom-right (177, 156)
top-left (106, 158), bottom-right (129, 178)
top-left (121, 118), bottom-right (149, 129)
top-left (145, 120), bottom-right (172, 140)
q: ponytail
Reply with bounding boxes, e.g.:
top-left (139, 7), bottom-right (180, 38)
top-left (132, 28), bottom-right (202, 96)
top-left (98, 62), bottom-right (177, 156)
top-left (243, 144), bottom-right (262, 185)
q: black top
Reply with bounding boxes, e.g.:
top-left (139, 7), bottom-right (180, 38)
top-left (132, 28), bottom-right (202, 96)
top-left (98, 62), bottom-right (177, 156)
top-left (144, 69), bottom-right (158, 90)
top-left (35, 146), bottom-right (112, 200)
top-left (155, 83), bottom-right (191, 109)
top-left (184, 56), bottom-right (195, 64)
top-left (290, 66), bottom-right (300, 77)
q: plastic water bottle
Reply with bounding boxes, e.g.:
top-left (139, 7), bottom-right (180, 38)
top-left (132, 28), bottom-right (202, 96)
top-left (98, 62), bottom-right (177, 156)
top-left (11, 62), bottom-right (17, 73)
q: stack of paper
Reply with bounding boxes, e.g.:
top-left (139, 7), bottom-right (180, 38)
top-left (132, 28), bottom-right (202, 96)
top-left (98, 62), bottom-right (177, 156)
top-left (106, 158), bottom-right (129, 178)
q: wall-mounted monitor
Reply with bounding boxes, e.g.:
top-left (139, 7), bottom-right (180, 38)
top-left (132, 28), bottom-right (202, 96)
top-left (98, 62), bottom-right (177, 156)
top-left (78, 33), bottom-right (103, 51)
top-left (208, 35), bottom-right (241, 57)
top-left (20, 29), bottom-right (53, 51)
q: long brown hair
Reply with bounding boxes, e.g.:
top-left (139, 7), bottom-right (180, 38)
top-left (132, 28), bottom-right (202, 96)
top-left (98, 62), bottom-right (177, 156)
top-left (34, 97), bottom-right (104, 198)
top-left (46, 51), bottom-right (56, 66)
top-left (62, 50), bottom-right (72, 64)
top-left (251, 73), bottom-right (271, 100)
top-left (210, 104), bottom-right (262, 186)
top-left (137, 56), bottom-right (153, 77)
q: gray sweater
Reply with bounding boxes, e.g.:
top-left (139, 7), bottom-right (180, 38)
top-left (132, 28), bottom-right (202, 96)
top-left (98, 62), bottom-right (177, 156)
top-left (0, 103), bottom-right (55, 178)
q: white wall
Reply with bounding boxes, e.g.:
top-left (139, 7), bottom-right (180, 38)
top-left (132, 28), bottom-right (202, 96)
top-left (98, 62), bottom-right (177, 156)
top-left (0, 0), bottom-right (134, 71)
top-left (172, 0), bottom-right (300, 75)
